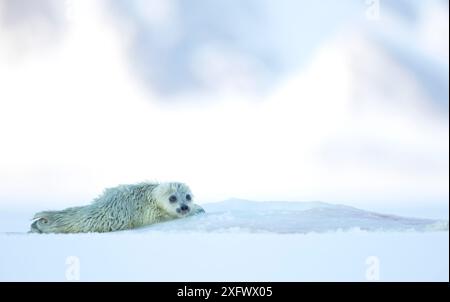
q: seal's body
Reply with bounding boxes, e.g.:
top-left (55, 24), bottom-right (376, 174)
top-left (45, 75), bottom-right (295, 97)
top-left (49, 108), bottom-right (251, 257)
top-left (30, 182), bottom-right (204, 233)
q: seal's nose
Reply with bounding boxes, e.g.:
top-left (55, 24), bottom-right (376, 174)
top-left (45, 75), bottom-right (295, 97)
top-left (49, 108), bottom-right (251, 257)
top-left (180, 204), bottom-right (189, 211)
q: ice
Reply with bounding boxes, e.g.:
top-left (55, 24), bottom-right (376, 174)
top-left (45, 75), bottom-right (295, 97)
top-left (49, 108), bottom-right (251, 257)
top-left (0, 200), bottom-right (448, 281)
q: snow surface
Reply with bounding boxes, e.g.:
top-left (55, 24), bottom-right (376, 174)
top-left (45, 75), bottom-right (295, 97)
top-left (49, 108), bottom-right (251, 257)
top-left (0, 200), bottom-right (448, 281)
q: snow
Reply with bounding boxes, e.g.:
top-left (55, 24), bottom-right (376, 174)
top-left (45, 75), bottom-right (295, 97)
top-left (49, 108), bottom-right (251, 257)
top-left (142, 200), bottom-right (449, 233)
top-left (0, 200), bottom-right (448, 281)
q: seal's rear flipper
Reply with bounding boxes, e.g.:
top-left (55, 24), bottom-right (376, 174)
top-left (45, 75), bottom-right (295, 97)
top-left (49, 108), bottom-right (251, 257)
top-left (29, 212), bottom-right (52, 233)
top-left (29, 219), bottom-right (43, 233)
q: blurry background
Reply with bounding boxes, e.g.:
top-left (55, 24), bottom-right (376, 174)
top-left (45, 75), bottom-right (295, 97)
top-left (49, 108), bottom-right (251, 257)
top-left (0, 0), bottom-right (448, 216)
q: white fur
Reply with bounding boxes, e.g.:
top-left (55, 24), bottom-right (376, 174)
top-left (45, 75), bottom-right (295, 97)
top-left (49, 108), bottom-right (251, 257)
top-left (30, 182), bottom-right (204, 234)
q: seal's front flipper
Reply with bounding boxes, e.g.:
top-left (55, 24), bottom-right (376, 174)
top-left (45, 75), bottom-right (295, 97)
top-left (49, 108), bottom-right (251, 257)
top-left (190, 204), bottom-right (206, 216)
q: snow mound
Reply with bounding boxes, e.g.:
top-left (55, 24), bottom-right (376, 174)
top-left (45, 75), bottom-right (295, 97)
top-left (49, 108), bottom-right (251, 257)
top-left (136, 199), bottom-right (448, 234)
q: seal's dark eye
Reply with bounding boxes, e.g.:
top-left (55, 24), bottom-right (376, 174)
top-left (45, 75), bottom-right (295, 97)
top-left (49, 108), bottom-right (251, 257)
top-left (169, 195), bottom-right (177, 203)
top-left (186, 194), bottom-right (192, 201)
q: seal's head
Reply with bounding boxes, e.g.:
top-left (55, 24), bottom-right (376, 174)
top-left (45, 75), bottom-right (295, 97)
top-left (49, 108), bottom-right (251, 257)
top-left (152, 182), bottom-right (194, 218)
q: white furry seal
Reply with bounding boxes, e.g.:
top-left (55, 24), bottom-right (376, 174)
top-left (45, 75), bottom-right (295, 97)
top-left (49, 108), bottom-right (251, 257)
top-left (30, 182), bottom-right (204, 234)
